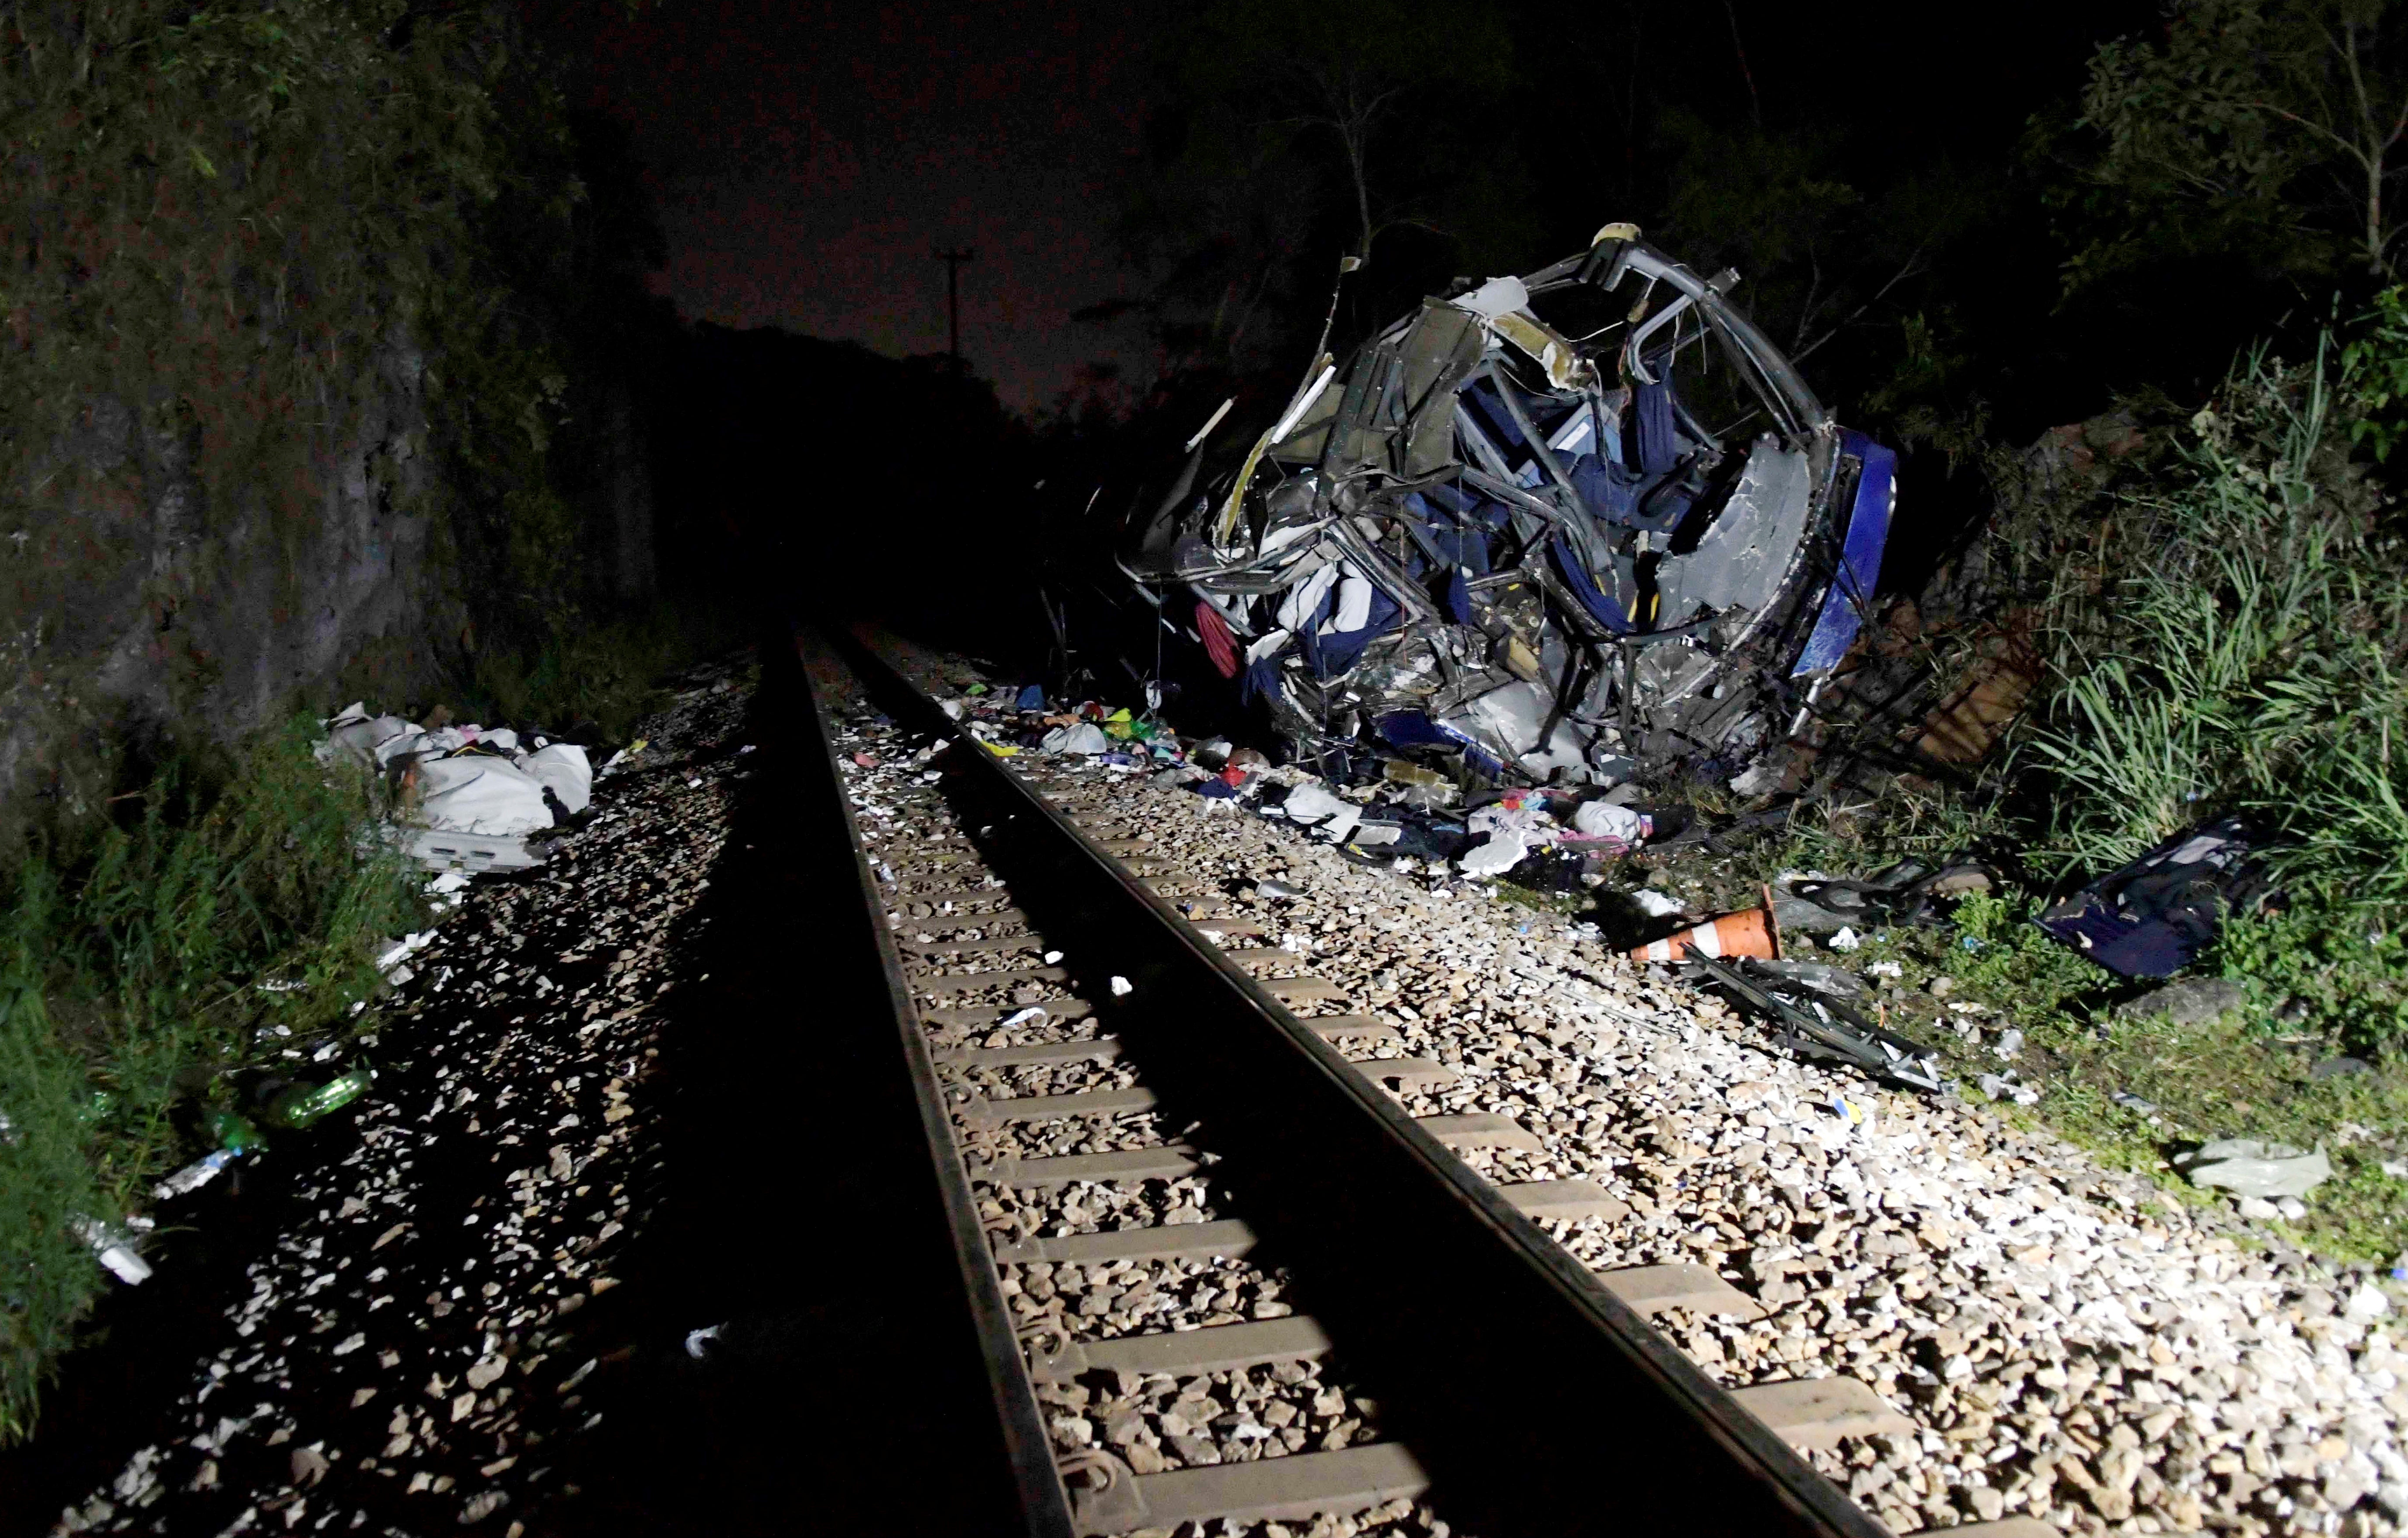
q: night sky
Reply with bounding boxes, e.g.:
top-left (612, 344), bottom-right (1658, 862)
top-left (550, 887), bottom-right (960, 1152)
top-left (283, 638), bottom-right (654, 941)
top-left (550, 0), bottom-right (2155, 426)
top-left (565, 0), bottom-right (1151, 416)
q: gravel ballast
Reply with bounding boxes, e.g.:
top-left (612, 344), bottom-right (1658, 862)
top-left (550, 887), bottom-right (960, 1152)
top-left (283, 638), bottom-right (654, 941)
top-left (836, 705), bottom-right (1460, 1538)
top-left (49, 667), bottom-right (757, 1536)
top-left (965, 749), bottom-right (2408, 1538)
top-left (48, 632), bottom-right (2408, 1538)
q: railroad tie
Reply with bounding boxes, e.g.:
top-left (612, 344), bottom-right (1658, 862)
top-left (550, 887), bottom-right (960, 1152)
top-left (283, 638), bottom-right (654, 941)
top-left (921, 998), bottom-right (1093, 1026)
top-left (1298, 1016), bottom-right (1399, 1045)
top-left (1027, 1315), bottom-right (1332, 1382)
top-left (1350, 1058), bottom-right (1459, 1091)
top-left (904, 905), bottom-right (1032, 934)
top-left (899, 932), bottom-right (1045, 957)
top-left (1726, 1378), bottom-right (1914, 1450)
top-left (1187, 918), bottom-right (1267, 942)
top-left (931, 1037), bottom-right (1121, 1067)
top-left (1219, 945), bottom-right (1300, 970)
top-left (1498, 1180), bottom-right (1629, 1222)
top-left (895, 883), bottom-right (1015, 905)
top-left (1074, 1444), bottom-right (1430, 1534)
top-left (1138, 873), bottom-right (1209, 894)
top-left (914, 964), bottom-right (1072, 994)
top-left (1415, 1113), bottom-right (1543, 1151)
top-left (959, 1085), bottom-right (1158, 1127)
top-left (1595, 1263), bottom-right (1766, 1320)
top-left (991, 1218), bottom-right (1255, 1266)
top-left (968, 1144), bottom-right (1199, 1190)
top-left (1263, 977), bottom-right (1347, 1004)
top-left (1932, 1522), bottom-right (2064, 1538)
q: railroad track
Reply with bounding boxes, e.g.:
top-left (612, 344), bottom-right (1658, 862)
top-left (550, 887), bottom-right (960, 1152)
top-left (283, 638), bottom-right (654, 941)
top-left (797, 627), bottom-right (1905, 1538)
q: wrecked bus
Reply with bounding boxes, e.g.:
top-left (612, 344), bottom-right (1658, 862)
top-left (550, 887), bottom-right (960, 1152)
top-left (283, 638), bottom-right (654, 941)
top-left (1121, 227), bottom-right (1897, 793)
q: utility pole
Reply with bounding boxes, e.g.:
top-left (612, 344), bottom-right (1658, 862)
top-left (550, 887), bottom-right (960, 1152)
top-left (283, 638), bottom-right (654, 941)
top-left (932, 246), bottom-right (974, 372)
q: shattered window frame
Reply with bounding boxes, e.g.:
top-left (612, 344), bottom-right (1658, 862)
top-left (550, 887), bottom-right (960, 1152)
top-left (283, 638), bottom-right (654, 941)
top-left (1123, 230), bottom-right (1899, 792)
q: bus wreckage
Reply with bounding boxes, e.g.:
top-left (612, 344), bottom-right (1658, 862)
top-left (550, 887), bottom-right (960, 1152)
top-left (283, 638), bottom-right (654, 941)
top-left (1121, 227), bottom-right (1897, 792)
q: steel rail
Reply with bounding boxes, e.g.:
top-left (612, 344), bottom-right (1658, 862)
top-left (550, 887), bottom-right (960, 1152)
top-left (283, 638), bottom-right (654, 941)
top-left (818, 624), bottom-right (1892, 1538)
top-left (791, 629), bottom-right (1079, 1538)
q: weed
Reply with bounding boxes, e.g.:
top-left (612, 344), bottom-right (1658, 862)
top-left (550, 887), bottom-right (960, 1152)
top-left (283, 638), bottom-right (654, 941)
top-left (1492, 880), bottom-right (1585, 917)
top-left (2020, 334), bottom-right (2408, 947)
top-left (1818, 902), bottom-right (2408, 1263)
top-left (1941, 892), bottom-right (2103, 1016)
top-left (2210, 900), bottom-right (2408, 1054)
top-left (0, 718), bottom-right (425, 1442)
top-left (1776, 774), bottom-right (2018, 881)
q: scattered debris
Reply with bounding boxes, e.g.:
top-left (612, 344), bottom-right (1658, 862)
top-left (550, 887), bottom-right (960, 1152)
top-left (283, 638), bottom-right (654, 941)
top-left (317, 703), bottom-right (597, 874)
top-left (153, 1146), bottom-right (244, 1200)
top-left (1772, 862), bottom-right (1990, 934)
top-left (262, 1067), bottom-right (373, 1130)
top-left (1685, 955), bottom-right (1944, 1094)
top-left (53, 657), bottom-right (756, 1530)
top-left (2174, 1138), bottom-right (2333, 1199)
top-left (1748, 958), bottom-right (1864, 999)
top-left (73, 1214), bottom-right (156, 1285)
top-left (2035, 818), bottom-right (2268, 977)
top-left (1976, 1072), bottom-right (2040, 1106)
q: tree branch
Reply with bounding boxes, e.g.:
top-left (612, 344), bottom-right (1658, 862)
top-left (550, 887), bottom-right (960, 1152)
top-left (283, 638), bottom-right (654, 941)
top-left (1792, 243), bottom-right (1931, 364)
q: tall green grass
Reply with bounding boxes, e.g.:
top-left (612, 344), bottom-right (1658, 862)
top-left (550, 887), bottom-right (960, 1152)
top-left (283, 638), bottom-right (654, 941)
top-left (1988, 319), bottom-right (2408, 1051)
top-left (2020, 333), bottom-right (2408, 924)
top-left (0, 718), bottom-right (425, 1443)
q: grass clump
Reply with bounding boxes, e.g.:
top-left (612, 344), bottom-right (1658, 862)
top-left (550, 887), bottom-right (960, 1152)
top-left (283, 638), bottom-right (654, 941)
top-left (2021, 334), bottom-right (2408, 935)
top-left (0, 717), bottom-right (425, 1443)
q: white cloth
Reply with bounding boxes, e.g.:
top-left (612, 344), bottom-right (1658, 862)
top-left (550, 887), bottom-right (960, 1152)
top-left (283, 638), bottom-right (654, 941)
top-left (1457, 832), bottom-right (1529, 877)
top-left (317, 716), bottom-right (416, 771)
top-left (521, 742), bottom-right (592, 815)
top-left (412, 755), bottom-right (552, 835)
top-left (1573, 801), bottom-right (1647, 842)
top-left (1275, 562), bottom-right (1342, 633)
top-left (1041, 723), bottom-right (1112, 755)
top-left (1323, 566), bottom-right (1373, 634)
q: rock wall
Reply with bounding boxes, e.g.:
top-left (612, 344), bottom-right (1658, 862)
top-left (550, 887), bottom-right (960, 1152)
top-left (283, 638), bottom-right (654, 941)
top-left (0, 345), bottom-right (651, 852)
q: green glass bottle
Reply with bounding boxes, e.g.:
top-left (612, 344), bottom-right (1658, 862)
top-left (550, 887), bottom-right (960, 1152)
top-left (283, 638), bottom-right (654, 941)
top-left (264, 1067), bottom-right (372, 1130)
top-left (207, 1109), bottom-right (269, 1153)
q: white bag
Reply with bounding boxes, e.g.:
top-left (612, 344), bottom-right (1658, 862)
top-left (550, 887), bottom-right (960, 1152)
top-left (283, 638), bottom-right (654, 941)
top-left (521, 743), bottom-right (593, 815)
top-left (413, 755), bottom-right (552, 835)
